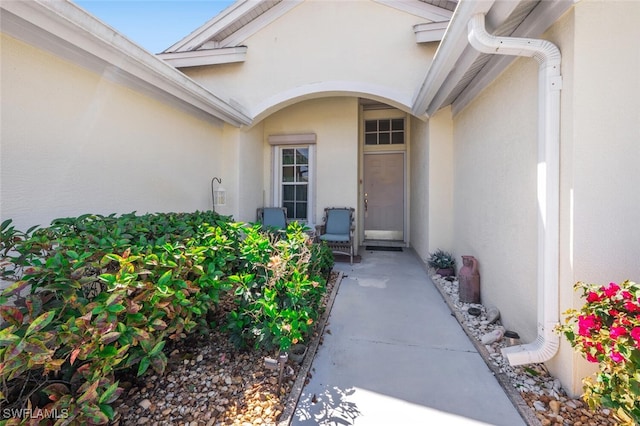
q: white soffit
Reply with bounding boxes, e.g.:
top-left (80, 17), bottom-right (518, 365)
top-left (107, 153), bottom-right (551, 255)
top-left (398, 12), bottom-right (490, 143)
top-left (414, 21), bottom-right (449, 43)
top-left (1, 0), bottom-right (251, 127)
top-left (374, 0), bottom-right (454, 21)
top-left (412, 0), bottom-right (573, 118)
top-left (158, 47), bottom-right (248, 67)
top-left (165, 0), bottom-right (302, 53)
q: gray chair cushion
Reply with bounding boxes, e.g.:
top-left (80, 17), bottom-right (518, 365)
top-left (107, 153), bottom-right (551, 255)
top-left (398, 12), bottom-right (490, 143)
top-left (319, 233), bottom-right (350, 242)
top-left (262, 208), bottom-right (287, 229)
top-left (325, 209), bottom-right (351, 235)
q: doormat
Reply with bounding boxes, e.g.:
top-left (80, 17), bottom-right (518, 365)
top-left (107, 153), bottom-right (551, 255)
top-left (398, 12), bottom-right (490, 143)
top-left (365, 246), bottom-right (403, 252)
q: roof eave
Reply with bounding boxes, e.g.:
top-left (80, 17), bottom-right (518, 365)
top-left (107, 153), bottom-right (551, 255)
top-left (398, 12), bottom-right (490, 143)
top-left (158, 46), bottom-right (248, 68)
top-left (412, 0), bottom-right (574, 118)
top-left (1, 0), bottom-right (252, 127)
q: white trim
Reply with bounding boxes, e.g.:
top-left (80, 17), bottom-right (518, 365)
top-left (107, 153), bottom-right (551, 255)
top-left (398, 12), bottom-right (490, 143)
top-left (218, 1), bottom-right (303, 48)
top-left (1, 0), bottom-right (251, 127)
top-left (411, 1), bottom-right (494, 117)
top-left (166, 0), bottom-right (303, 52)
top-left (413, 21), bottom-right (449, 43)
top-left (373, 0), bottom-right (453, 21)
top-left (268, 134), bottom-right (317, 145)
top-left (251, 81), bottom-right (413, 124)
top-left (158, 47), bottom-right (247, 67)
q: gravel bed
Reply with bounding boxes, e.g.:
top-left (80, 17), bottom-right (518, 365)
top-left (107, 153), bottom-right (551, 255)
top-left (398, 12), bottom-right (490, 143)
top-left (112, 271), bottom-right (340, 426)
top-left (431, 274), bottom-right (620, 426)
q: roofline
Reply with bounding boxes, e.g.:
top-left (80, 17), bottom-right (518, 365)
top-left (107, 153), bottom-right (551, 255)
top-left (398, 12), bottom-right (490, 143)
top-left (411, 0), bottom-right (494, 118)
top-left (373, 0), bottom-right (453, 21)
top-left (1, 0), bottom-right (252, 127)
top-left (165, 0), bottom-right (303, 53)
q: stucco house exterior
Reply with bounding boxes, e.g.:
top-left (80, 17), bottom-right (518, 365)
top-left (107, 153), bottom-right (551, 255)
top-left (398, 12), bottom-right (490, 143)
top-left (1, 0), bottom-right (639, 397)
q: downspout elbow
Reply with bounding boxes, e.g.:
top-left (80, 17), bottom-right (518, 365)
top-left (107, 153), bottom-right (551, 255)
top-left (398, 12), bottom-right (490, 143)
top-left (467, 13), bottom-right (562, 366)
top-left (467, 14), bottom-right (561, 69)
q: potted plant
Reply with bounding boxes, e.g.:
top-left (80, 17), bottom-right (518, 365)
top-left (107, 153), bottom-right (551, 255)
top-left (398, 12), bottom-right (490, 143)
top-left (427, 249), bottom-right (456, 277)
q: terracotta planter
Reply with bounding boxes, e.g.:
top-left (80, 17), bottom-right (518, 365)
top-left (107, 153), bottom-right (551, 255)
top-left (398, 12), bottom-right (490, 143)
top-left (459, 255), bottom-right (480, 303)
top-left (436, 267), bottom-right (455, 277)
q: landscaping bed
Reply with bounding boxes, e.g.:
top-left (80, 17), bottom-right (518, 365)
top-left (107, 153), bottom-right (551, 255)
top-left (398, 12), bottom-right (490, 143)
top-left (431, 274), bottom-right (619, 426)
top-left (113, 271), bottom-right (339, 426)
top-left (0, 212), bottom-right (334, 425)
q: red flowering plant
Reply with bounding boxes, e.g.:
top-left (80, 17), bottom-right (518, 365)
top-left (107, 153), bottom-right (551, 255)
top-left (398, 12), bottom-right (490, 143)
top-left (557, 280), bottom-right (640, 425)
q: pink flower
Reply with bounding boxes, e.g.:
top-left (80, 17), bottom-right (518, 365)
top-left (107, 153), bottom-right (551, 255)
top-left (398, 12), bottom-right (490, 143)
top-left (610, 326), bottom-right (627, 339)
top-left (586, 291), bottom-right (602, 303)
top-left (586, 352), bottom-right (599, 363)
top-left (604, 282), bottom-right (620, 298)
top-left (578, 314), bottom-right (601, 336)
top-left (630, 327), bottom-right (640, 346)
top-left (624, 301), bottom-right (640, 313)
top-left (622, 291), bottom-right (634, 300)
top-left (610, 351), bottom-right (624, 363)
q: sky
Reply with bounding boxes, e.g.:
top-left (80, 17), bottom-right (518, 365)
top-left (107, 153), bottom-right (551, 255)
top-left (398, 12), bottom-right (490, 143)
top-left (73, 1), bottom-right (236, 54)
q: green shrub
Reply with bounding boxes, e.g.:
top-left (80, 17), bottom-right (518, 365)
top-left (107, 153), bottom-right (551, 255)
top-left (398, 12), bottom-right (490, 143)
top-left (226, 221), bottom-right (328, 352)
top-left (0, 211), bottom-right (330, 424)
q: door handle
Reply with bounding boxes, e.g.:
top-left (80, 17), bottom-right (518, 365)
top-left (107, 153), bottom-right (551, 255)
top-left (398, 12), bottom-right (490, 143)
top-left (364, 193), bottom-right (368, 212)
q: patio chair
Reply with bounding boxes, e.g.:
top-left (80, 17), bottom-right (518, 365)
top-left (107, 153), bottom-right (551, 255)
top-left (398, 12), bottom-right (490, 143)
top-left (317, 207), bottom-right (355, 264)
top-left (257, 207), bottom-right (288, 231)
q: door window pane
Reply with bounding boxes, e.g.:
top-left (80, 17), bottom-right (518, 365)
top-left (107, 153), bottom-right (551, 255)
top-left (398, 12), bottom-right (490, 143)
top-left (364, 118), bottom-right (404, 145)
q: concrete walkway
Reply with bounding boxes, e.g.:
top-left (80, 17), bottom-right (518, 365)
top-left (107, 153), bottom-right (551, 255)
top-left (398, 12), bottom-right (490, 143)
top-left (291, 249), bottom-right (526, 426)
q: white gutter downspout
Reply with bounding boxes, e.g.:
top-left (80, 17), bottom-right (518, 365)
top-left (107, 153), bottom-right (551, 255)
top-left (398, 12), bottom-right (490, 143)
top-left (467, 14), bottom-right (562, 365)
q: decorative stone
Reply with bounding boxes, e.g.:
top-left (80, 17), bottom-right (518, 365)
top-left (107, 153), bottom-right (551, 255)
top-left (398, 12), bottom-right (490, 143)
top-left (138, 399), bottom-right (152, 410)
top-left (480, 327), bottom-right (504, 344)
top-left (485, 307), bottom-right (500, 324)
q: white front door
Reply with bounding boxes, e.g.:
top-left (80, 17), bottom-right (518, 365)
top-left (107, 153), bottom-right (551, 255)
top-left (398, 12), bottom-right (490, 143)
top-left (363, 152), bottom-right (404, 240)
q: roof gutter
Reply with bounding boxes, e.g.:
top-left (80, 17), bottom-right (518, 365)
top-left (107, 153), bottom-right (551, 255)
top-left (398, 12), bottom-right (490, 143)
top-left (467, 13), bottom-right (562, 365)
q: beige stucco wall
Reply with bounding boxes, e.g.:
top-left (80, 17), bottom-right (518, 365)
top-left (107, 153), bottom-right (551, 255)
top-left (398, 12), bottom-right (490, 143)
top-left (409, 107), bottom-right (454, 264)
top-left (452, 53), bottom-right (539, 342)
top-left (452, 0), bottom-right (640, 397)
top-left (262, 97), bottom-right (359, 234)
top-left (548, 0), bottom-right (640, 396)
top-left (182, 0), bottom-right (436, 120)
top-left (427, 108), bottom-right (454, 259)
top-left (409, 118), bottom-right (430, 260)
top-left (215, 122), bottom-right (265, 223)
top-left (1, 34), bottom-right (228, 231)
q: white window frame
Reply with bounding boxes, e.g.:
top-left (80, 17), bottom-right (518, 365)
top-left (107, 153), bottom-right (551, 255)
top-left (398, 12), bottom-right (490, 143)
top-left (269, 134), bottom-right (316, 225)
